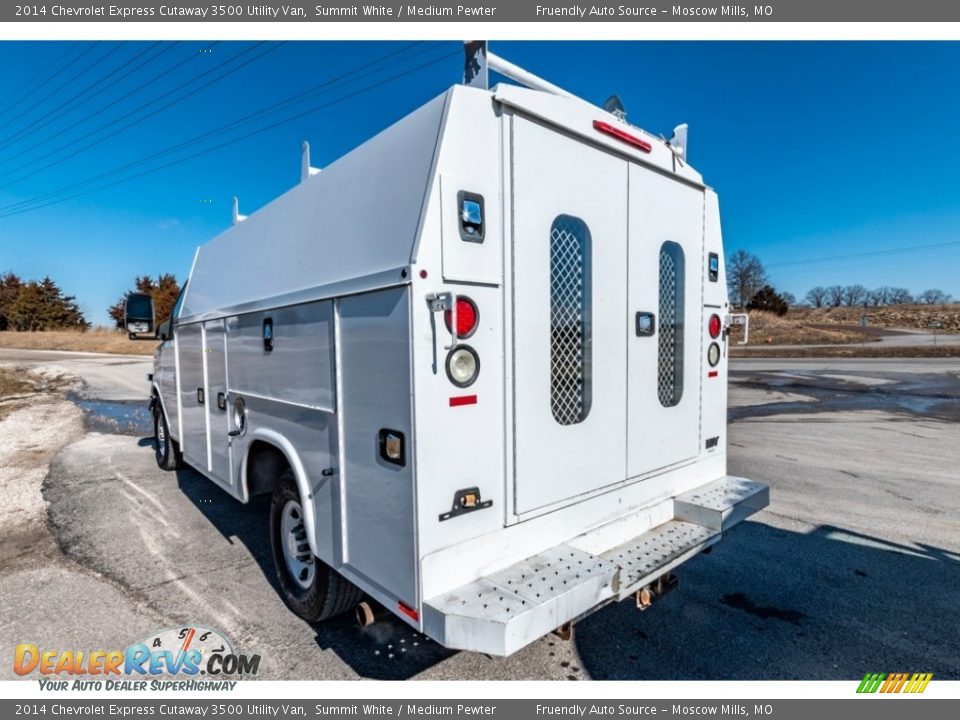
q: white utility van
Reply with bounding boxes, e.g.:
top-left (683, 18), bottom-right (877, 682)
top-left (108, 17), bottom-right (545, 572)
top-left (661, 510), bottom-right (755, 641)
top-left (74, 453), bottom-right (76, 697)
top-left (135, 44), bottom-right (767, 656)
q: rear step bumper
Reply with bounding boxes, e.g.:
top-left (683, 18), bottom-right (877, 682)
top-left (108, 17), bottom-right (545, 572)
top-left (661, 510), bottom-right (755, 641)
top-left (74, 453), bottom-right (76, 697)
top-left (423, 475), bottom-right (767, 656)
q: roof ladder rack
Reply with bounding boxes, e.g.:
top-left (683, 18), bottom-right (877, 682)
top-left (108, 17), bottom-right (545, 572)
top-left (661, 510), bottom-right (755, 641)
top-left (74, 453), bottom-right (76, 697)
top-left (463, 41), bottom-right (576, 99)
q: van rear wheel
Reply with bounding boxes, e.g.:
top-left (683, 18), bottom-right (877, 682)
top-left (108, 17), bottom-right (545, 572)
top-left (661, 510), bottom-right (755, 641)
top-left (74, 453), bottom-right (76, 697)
top-left (152, 401), bottom-right (181, 471)
top-left (269, 471), bottom-right (363, 622)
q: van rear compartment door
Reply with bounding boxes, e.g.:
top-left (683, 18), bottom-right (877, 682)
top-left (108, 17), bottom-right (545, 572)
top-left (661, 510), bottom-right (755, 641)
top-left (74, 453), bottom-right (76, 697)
top-left (627, 166), bottom-right (703, 476)
top-left (511, 116), bottom-right (628, 516)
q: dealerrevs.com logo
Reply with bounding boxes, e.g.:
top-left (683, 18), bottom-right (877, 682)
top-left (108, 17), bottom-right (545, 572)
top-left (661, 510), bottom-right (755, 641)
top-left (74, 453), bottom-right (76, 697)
top-left (14, 626), bottom-right (261, 691)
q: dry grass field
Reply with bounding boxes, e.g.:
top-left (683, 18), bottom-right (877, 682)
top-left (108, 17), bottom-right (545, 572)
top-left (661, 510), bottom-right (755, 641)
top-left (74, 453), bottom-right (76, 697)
top-left (730, 311), bottom-right (872, 346)
top-left (0, 329), bottom-right (155, 356)
top-left (790, 304), bottom-right (960, 333)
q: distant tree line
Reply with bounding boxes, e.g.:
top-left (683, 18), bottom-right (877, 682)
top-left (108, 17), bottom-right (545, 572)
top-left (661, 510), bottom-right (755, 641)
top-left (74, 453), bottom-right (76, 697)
top-left (108, 274), bottom-right (181, 329)
top-left (0, 272), bottom-right (88, 331)
top-left (804, 285), bottom-right (952, 308)
top-left (727, 250), bottom-right (953, 313)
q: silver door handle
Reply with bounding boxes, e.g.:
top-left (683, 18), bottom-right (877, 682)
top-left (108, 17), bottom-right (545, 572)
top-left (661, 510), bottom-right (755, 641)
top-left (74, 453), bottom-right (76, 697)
top-left (427, 292), bottom-right (457, 349)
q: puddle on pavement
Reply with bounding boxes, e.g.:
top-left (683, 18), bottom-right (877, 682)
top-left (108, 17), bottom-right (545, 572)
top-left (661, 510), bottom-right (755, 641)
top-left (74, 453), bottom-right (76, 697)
top-left (729, 371), bottom-right (960, 423)
top-left (67, 393), bottom-right (152, 436)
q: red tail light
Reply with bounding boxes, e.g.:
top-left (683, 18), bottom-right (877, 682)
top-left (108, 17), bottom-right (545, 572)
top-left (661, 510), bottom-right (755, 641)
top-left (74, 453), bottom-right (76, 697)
top-left (444, 296), bottom-right (479, 338)
top-left (708, 314), bottom-right (722, 339)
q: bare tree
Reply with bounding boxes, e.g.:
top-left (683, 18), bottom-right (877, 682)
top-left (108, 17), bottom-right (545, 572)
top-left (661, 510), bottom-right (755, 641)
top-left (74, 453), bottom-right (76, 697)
top-left (843, 284), bottom-right (868, 307)
top-left (917, 289), bottom-right (951, 305)
top-left (781, 291), bottom-right (797, 308)
top-left (866, 288), bottom-right (884, 307)
top-left (888, 287), bottom-right (913, 305)
top-left (805, 286), bottom-right (828, 308)
top-left (826, 285), bottom-right (845, 307)
top-left (727, 250), bottom-right (767, 310)
top-left (874, 286), bottom-right (892, 306)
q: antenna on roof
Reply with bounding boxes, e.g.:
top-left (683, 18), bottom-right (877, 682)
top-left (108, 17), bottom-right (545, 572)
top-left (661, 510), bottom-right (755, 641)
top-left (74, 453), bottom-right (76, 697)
top-left (301, 141), bottom-right (321, 183)
top-left (669, 123), bottom-right (689, 161)
top-left (232, 197), bottom-right (247, 226)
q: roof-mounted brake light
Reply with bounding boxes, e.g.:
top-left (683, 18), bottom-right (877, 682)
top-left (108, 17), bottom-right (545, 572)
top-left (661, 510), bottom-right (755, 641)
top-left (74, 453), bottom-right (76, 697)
top-left (592, 120), bottom-right (652, 154)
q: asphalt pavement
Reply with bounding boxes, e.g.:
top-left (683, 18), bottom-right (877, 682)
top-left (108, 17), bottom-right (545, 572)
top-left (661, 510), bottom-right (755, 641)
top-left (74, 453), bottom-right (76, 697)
top-left (0, 349), bottom-right (957, 680)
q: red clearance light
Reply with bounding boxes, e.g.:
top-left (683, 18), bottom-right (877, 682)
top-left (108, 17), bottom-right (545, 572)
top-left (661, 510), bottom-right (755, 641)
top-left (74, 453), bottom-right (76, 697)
top-left (708, 370), bottom-right (719, 378)
top-left (397, 601), bottom-right (419, 622)
top-left (593, 120), bottom-right (652, 153)
top-left (449, 395), bottom-right (478, 407)
top-left (445, 296), bottom-right (479, 338)
top-left (709, 314), bottom-right (722, 339)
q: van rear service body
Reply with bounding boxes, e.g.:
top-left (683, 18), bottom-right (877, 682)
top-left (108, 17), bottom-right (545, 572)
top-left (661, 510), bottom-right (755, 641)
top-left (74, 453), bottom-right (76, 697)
top-left (147, 78), bottom-right (767, 656)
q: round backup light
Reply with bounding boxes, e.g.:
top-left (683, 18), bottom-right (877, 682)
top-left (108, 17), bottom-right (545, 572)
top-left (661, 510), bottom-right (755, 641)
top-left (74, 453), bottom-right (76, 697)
top-left (708, 313), bottom-right (722, 339)
top-left (708, 342), bottom-right (721, 367)
top-left (444, 297), bottom-right (479, 338)
top-left (445, 345), bottom-right (480, 387)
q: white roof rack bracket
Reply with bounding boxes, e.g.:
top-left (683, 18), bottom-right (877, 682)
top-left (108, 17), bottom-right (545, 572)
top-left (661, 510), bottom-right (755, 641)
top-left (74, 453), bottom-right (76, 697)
top-left (301, 141), bottom-right (321, 183)
top-left (232, 196), bottom-right (247, 226)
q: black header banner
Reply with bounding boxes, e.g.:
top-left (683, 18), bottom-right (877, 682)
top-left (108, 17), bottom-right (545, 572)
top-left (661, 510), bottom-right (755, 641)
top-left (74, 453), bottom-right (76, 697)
top-left (5, 1), bottom-right (960, 22)
top-left (2, 700), bottom-right (960, 720)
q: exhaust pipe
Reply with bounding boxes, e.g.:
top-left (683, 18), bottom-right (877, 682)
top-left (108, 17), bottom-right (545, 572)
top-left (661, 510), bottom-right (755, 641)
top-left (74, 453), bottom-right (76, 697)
top-left (634, 573), bottom-right (679, 611)
top-left (356, 601), bottom-right (375, 627)
top-left (355, 600), bottom-right (390, 628)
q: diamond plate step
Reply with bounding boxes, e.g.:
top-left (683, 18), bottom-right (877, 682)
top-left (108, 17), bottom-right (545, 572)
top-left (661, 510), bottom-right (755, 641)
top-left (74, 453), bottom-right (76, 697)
top-left (424, 476), bottom-right (769, 656)
top-left (602, 520), bottom-right (719, 600)
top-left (674, 475), bottom-right (769, 531)
top-left (424, 545), bottom-right (618, 656)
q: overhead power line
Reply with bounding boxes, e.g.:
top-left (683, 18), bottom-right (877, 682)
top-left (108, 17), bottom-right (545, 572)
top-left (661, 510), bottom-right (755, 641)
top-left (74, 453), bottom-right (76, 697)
top-left (0, 41), bottom-right (441, 215)
top-left (0, 42), bottom-right (196, 173)
top-left (0, 42), bottom-right (172, 153)
top-left (766, 239), bottom-right (960, 268)
top-left (0, 41), bottom-right (183, 169)
top-left (0, 41), bottom-right (280, 189)
top-left (0, 42), bottom-right (82, 119)
top-left (0, 47), bottom-right (460, 220)
top-left (0, 43), bottom-right (125, 137)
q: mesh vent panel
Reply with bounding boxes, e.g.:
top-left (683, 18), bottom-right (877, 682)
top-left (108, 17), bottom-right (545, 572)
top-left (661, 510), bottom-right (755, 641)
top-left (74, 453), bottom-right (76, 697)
top-left (658, 242), bottom-right (685, 407)
top-left (550, 215), bottom-right (592, 425)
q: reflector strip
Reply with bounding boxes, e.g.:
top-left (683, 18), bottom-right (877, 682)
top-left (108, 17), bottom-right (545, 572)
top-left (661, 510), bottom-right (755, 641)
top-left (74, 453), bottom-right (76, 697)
top-left (449, 394), bottom-right (478, 407)
top-left (708, 371), bottom-right (719, 378)
top-left (593, 120), bottom-right (652, 153)
top-left (397, 601), bottom-right (419, 622)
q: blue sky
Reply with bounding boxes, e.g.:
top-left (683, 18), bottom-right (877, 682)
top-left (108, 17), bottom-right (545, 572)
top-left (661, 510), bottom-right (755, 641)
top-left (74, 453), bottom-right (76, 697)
top-left (0, 41), bottom-right (958, 325)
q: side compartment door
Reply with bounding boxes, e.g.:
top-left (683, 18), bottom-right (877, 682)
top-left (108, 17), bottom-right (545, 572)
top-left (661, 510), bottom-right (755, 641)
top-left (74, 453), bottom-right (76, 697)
top-left (176, 322), bottom-right (207, 470)
top-left (511, 116), bottom-right (629, 516)
top-left (627, 165), bottom-right (704, 476)
top-left (339, 287), bottom-right (417, 607)
top-left (203, 318), bottom-right (234, 491)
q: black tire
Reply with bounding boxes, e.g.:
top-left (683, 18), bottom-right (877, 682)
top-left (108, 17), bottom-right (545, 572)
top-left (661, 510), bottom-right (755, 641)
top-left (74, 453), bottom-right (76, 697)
top-left (269, 470), bottom-right (363, 622)
top-left (152, 400), bottom-right (181, 471)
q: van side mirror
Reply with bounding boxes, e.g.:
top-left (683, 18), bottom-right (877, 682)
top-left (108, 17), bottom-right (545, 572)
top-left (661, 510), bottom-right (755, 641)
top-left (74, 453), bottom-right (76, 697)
top-left (124, 292), bottom-right (156, 340)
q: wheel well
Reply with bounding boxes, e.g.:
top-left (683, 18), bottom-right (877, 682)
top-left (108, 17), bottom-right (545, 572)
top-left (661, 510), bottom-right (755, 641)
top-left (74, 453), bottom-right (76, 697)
top-left (245, 441), bottom-right (290, 497)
